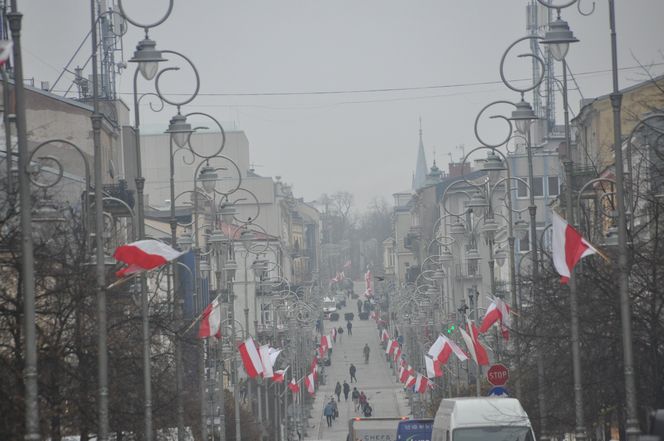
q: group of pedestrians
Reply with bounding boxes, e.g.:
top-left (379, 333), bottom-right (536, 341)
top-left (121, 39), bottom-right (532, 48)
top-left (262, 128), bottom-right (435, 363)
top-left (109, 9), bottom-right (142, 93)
top-left (352, 388), bottom-right (373, 417)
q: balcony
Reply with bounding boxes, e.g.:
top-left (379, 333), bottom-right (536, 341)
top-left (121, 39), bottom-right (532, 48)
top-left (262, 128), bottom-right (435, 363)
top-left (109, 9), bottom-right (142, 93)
top-left (454, 263), bottom-right (482, 281)
top-left (102, 180), bottom-right (135, 217)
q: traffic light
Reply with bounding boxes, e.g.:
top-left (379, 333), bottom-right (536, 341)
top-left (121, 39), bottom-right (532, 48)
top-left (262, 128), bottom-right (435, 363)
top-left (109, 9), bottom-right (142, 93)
top-left (446, 325), bottom-right (456, 334)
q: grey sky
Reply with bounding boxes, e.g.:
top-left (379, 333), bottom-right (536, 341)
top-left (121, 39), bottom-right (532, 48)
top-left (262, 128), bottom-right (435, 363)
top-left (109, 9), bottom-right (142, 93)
top-left (19, 1), bottom-right (664, 209)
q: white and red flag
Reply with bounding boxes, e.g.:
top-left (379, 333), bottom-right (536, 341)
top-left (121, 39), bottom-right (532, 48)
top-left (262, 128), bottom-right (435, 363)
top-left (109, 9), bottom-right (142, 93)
top-left (399, 365), bottom-right (414, 383)
top-left (428, 335), bottom-right (468, 365)
top-left (405, 375), bottom-right (416, 388)
top-left (552, 211), bottom-right (598, 284)
top-left (198, 298), bottom-right (222, 339)
top-left (364, 269), bottom-right (373, 297)
top-left (425, 354), bottom-right (443, 378)
top-left (310, 357), bottom-right (318, 373)
top-left (238, 337), bottom-right (263, 378)
top-left (387, 340), bottom-right (399, 356)
top-left (288, 378), bottom-right (300, 394)
top-left (414, 374), bottom-right (429, 394)
top-left (113, 239), bottom-right (186, 277)
top-left (460, 320), bottom-right (489, 366)
top-left (272, 366), bottom-right (288, 383)
top-left (304, 373), bottom-right (315, 395)
top-left (331, 328), bottom-right (337, 339)
top-left (320, 335), bottom-right (332, 352)
top-left (0, 40), bottom-right (12, 66)
top-left (259, 345), bottom-right (282, 378)
top-left (393, 346), bottom-right (402, 362)
top-left (479, 298), bottom-right (511, 341)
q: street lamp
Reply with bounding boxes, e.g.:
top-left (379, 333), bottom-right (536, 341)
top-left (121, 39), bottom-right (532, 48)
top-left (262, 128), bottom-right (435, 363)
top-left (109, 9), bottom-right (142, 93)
top-left (509, 98), bottom-right (538, 136)
top-left (166, 113), bottom-right (194, 149)
top-left (540, 14), bottom-right (579, 62)
top-left (129, 37), bottom-right (167, 81)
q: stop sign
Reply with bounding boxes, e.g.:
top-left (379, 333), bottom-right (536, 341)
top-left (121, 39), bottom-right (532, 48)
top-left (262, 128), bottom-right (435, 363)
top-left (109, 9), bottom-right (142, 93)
top-left (487, 364), bottom-right (509, 386)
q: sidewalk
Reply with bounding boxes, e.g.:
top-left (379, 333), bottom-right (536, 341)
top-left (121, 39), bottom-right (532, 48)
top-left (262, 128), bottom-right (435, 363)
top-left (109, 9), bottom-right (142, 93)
top-left (304, 299), bottom-right (410, 441)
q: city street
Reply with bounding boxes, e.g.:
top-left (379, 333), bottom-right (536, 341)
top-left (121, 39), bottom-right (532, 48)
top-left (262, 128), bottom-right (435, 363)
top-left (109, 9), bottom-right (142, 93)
top-left (305, 297), bottom-right (410, 441)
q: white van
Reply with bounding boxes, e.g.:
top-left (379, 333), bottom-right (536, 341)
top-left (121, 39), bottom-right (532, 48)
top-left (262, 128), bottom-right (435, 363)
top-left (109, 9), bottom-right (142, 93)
top-left (322, 297), bottom-right (337, 318)
top-left (432, 398), bottom-right (535, 441)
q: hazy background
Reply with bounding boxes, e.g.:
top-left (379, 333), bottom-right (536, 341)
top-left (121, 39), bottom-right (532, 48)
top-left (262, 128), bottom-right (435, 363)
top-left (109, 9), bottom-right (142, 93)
top-left (19, 1), bottom-right (664, 208)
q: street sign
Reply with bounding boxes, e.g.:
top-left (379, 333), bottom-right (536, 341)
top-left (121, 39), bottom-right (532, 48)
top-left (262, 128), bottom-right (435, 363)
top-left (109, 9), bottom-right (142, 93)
top-left (488, 386), bottom-right (509, 397)
top-left (487, 364), bottom-right (509, 386)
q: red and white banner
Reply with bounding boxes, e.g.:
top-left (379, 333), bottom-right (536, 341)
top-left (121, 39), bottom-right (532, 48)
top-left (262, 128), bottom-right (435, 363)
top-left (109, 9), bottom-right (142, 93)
top-left (460, 320), bottom-right (489, 366)
top-left (272, 367), bottom-right (288, 383)
top-left (238, 337), bottom-right (263, 379)
top-left (320, 335), bottom-right (332, 352)
top-left (428, 335), bottom-right (468, 365)
top-left (310, 357), bottom-right (318, 373)
top-left (198, 298), bottom-right (222, 339)
top-left (405, 375), bottom-right (416, 388)
top-left (552, 211), bottom-right (598, 284)
top-left (414, 374), bottom-right (429, 394)
top-left (387, 340), bottom-right (399, 356)
top-left (393, 346), bottom-right (402, 362)
top-left (114, 239), bottom-right (186, 277)
top-left (399, 365), bottom-right (414, 383)
top-left (288, 378), bottom-right (300, 394)
top-left (259, 345), bottom-right (275, 378)
top-left (305, 373), bottom-right (315, 395)
top-left (425, 354), bottom-right (443, 378)
top-left (479, 298), bottom-right (511, 341)
top-left (364, 269), bottom-right (373, 297)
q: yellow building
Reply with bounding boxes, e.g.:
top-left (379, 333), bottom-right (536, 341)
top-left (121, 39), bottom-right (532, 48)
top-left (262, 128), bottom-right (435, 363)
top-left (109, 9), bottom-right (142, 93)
top-left (573, 74), bottom-right (664, 172)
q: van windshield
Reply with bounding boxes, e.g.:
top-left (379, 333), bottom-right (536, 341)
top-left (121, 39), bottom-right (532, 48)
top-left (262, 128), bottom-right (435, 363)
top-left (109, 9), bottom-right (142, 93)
top-left (453, 426), bottom-right (534, 441)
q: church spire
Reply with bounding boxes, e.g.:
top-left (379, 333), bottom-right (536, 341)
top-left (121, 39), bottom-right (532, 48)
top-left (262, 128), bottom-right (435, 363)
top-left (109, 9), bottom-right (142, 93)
top-left (413, 117), bottom-right (428, 190)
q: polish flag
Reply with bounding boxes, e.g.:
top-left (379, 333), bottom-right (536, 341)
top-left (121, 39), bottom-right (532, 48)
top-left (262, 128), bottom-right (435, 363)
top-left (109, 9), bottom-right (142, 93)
top-left (310, 357), bottom-right (318, 373)
top-left (381, 329), bottom-right (390, 342)
top-left (288, 378), bottom-right (300, 393)
top-left (259, 345), bottom-right (276, 378)
top-left (385, 339), bottom-right (393, 354)
top-left (113, 239), bottom-right (186, 277)
top-left (272, 366), bottom-right (288, 383)
top-left (238, 337), bottom-right (263, 378)
top-left (0, 40), bottom-right (12, 66)
top-left (405, 375), bottom-right (416, 388)
top-left (429, 335), bottom-right (468, 365)
top-left (414, 374), bottom-right (429, 394)
top-left (393, 346), bottom-right (402, 362)
top-left (400, 365), bottom-right (414, 383)
top-left (321, 335), bottom-right (332, 351)
top-left (479, 298), bottom-right (511, 341)
top-left (552, 211), bottom-right (598, 284)
top-left (198, 298), bottom-right (222, 339)
top-left (460, 321), bottom-right (489, 366)
top-left (304, 373), bottom-right (315, 395)
top-left (331, 328), bottom-right (337, 339)
top-left (387, 340), bottom-right (399, 356)
top-left (425, 354), bottom-right (443, 378)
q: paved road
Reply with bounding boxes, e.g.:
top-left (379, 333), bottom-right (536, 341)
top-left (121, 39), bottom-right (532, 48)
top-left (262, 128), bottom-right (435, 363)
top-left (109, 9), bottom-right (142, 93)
top-left (304, 297), bottom-right (410, 441)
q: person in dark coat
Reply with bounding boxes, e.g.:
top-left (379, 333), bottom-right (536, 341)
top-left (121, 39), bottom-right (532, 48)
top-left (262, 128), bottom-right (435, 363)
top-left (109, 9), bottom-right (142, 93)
top-left (343, 380), bottom-right (351, 401)
top-left (324, 401), bottom-right (334, 427)
top-left (349, 363), bottom-right (357, 383)
top-left (335, 381), bottom-right (342, 401)
top-left (347, 320), bottom-right (353, 336)
top-left (357, 298), bottom-right (363, 314)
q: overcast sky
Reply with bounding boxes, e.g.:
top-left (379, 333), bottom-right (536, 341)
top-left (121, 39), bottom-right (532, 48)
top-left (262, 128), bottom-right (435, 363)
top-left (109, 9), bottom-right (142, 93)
top-left (18, 1), bottom-right (664, 210)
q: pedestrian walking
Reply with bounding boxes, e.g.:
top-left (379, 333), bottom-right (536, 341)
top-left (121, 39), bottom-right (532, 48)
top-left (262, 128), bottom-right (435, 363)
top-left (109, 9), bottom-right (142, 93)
top-left (324, 401), bottom-right (334, 427)
top-left (349, 363), bottom-right (357, 383)
top-left (352, 387), bottom-right (360, 411)
top-left (343, 380), bottom-right (350, 401)
top-left (359, 391), bottom-right (367, 413)
top-left (331, 398), bottom-right (338, 420)
top-left (337, 326), bottom-right (344, 343)
top-left (357, 298), bottom-right (363, 314)
top-left (363, 343), bottom-right (370, 364)
top-left (335, 381), bottom-right (342, 401)
top-left (363, 401), bottom-right (373, 417)
top-left (346, 320), bottom-right (353, 336)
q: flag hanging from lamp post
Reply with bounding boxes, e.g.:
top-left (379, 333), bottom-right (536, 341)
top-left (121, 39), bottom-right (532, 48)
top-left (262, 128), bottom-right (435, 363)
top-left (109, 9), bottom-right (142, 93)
top-left (552, 211), bottom-right (599, 284)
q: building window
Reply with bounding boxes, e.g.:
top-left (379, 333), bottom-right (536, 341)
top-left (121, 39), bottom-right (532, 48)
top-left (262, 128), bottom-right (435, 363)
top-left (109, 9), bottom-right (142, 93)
top-left (548, 176), bottom-right (560, 196)
top-left (519, 232), bottom-right (530, 252)
top-left (517, 177), bottom-right (544, 198)
top-left (517, 178), bottom-right (528, 198)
